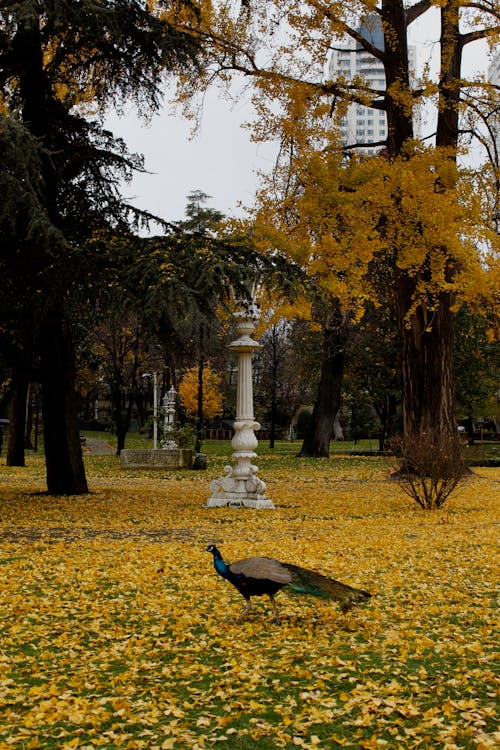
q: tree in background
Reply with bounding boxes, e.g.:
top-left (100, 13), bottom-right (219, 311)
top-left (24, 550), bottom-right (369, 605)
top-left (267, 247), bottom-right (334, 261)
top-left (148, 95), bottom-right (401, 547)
top-left (179, 363), bottom-right (223, 421)
top-left (90, 304), bottom-right (154, 456)
top-left (120, 190), bottom-right (304, 449)
top-left (0, 0), bottom-right (200, 492)
top-left (343, 306), bottom-right (401, 451)
top-left (0, 116), bottom-right (52, 467)
top-left (454, 305), bottom-right (499, 441)
top-left (254, 319), bottom-right (299, 448)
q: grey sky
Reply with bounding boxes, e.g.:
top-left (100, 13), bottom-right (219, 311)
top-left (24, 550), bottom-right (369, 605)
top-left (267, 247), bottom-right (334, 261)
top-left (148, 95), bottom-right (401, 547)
top-left (110, 85), bottom-right (276, 225)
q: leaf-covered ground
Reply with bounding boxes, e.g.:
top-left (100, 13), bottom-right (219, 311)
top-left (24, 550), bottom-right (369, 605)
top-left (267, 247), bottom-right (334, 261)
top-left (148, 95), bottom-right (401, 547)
top-left (0, 452), bottom-right (498, 749)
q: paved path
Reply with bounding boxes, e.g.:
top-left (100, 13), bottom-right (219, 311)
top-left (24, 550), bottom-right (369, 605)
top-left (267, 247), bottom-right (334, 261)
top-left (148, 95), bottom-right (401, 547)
top-left (83, 437), bottom-right (116, 455)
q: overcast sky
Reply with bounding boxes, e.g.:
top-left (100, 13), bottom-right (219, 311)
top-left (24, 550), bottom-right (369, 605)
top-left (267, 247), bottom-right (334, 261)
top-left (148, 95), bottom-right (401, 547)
top-left (109, 10), bottom-right (491, 227)
top-left (109, 84), bottom-right (274, 226)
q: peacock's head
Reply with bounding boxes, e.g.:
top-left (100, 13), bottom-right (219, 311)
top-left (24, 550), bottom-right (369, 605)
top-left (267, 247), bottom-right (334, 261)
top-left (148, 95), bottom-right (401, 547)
top-left (206, 544), bottom-right (217, 554)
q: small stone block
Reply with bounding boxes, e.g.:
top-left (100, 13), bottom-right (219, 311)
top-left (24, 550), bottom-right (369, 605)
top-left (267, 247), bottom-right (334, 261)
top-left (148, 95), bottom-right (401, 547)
top-left (120, 448), bottom-right (193, 469)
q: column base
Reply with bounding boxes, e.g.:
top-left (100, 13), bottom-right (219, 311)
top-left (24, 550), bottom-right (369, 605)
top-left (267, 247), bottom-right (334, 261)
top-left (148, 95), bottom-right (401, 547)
top-left (205, 465), bottom-right (275, 509)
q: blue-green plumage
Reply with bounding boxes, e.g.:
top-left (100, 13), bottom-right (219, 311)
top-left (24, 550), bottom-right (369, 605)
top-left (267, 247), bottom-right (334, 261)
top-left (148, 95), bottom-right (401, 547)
top-left (206, 544), bottom-right (371, 621)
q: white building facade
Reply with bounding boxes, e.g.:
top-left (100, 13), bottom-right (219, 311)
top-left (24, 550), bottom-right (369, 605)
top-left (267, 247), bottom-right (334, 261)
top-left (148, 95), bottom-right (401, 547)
top-left (328, 14), bottom-right (417, 155)
top-left (487, 51), bottom-right (500, 159)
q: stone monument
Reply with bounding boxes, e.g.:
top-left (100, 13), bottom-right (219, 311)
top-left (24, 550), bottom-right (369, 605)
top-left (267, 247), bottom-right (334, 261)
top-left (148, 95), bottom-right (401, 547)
top-left (120, 383), bottom-right (192, 470)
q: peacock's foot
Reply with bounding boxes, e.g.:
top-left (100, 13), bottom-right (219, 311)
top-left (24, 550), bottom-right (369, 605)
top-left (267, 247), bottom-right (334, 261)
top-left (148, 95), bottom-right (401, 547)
top-left (237, 602), bottom-right (252, 622)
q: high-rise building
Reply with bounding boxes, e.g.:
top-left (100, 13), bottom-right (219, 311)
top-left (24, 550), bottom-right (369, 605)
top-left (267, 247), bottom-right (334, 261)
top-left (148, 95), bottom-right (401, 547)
top-left (328, 14), bottom-right (417, 155)
top-left (487, 51), bottom-right (500, 159)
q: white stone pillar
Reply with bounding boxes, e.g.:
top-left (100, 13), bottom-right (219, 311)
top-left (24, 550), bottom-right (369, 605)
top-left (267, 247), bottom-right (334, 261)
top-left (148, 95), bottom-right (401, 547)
top-left (206, 305), bottom-right (274, 508)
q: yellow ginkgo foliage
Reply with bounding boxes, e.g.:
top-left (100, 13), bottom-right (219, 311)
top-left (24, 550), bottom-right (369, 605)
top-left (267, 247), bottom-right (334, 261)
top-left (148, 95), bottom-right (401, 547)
top-left (254, 143), bottom-right (487, 322)
top-left (178, 362), bottom-right (224, 419)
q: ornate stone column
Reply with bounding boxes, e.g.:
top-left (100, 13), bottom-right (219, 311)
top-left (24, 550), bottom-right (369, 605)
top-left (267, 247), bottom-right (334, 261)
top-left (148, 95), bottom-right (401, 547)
top-left (206, 301), bottom-right (274, 508)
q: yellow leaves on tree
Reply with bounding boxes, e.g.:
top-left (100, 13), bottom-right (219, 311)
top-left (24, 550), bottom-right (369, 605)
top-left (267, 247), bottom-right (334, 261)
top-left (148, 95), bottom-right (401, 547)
top-left (254, 143), bottom-right (486, 323)
top-left (178, 363), bottom-right (223, 419)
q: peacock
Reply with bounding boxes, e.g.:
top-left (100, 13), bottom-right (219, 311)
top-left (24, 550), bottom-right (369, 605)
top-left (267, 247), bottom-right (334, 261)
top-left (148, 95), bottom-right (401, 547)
top-left (206, 544), bottom-right (371, 622)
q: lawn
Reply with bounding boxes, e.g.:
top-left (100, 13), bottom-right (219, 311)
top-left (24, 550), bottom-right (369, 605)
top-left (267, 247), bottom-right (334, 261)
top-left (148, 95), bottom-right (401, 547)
top-left (0, 448), bottom-right (498, 749)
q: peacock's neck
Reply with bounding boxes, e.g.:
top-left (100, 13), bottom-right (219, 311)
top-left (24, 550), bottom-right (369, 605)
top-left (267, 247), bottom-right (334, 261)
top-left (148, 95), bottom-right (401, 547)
top-left (213, 554), bottom-right (230, 579)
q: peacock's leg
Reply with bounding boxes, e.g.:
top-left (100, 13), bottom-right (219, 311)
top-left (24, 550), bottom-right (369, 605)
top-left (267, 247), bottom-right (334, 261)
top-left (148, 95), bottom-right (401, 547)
top-left (269, 594), bottom-right (281, 623)
top-left (237, 599), bottom-right (252, 621)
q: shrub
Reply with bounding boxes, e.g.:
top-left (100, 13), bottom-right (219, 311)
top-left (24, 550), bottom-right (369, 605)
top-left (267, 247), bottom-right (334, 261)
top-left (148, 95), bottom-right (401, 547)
top-left (167, 423), bottom-right (198, 449)
top-left (396, 432), bottom-right (467, 510)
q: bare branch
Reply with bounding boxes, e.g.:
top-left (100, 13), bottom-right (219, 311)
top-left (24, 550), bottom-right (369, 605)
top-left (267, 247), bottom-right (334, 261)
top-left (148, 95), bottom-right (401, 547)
top-left (462, 1), bottom-right (500, 16)
top-left (405, 0), bottom-right (433, 26)
top-left (306, 1), bottom-right (386, 62)
top-left (461, 26), bottom-right (500, 48)
top-left (342, 138), bottom-right (387, 152)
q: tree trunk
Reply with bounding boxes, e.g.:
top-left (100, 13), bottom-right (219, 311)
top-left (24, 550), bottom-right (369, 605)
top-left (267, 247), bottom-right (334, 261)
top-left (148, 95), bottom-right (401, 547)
top-left (299, 305), bottom-right (350, 457)
top-left (196, 357), bottom-right (204, 453)
top-left (394, 2), bottom-right (461, 445)
top-left (382, 0), bottom-right (459, 447)
top-left (374, 393), bottom-right (397, 452)
top-left (111, 382), bottom-right (129, 455)
top-left (436, 3), bottom-right (461, 152)
top-left (381, 0), bottom-right (413, 157)
top-left (115, 413), bottom-right (127, 455)
top-left (15, 17), bottom-right (87, 493)
top-left (269, 358), bottom-right (277, 449)
top-left (40, 308), bottom-right (88, 495)
top-left (6, 374), bottom-right (29, 467)
top-left (24, 383), bottom-right (34, 450)
top-left (196, 323), bottom-right (205, 453)
top-left (396, 275), bottom-right (457, 442)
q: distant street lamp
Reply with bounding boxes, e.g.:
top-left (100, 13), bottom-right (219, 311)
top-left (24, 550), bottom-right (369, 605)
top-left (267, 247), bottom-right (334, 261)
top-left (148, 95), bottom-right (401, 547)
top-left (142, 371), bottom-right (159, 450)
top-left (162, 385), bottom-right (178, 448)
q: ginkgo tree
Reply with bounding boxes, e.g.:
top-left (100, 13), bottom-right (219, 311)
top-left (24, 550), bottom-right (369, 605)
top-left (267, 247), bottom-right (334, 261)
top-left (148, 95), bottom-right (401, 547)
top-left (179, 363), bottom-right (224, 420)
top-left (254, 140), bottom-right (489, 450)
top-left (169, 0), bottom-right (500, 457)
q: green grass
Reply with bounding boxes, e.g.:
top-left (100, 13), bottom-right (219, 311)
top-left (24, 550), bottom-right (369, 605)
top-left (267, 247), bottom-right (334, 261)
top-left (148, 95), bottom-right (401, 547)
top-left (80, 430), bottom-right (388, 457)
top-left (81, 429), bottom-right (499, 462)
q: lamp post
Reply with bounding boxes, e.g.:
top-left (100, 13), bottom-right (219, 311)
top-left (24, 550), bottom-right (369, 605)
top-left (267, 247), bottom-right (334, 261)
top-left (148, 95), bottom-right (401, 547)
top-left (142, 372), bottom-right (159, 450)
top-left (152, 371), bottom-right (158, 450)
top-left (206, 287), bottom-right (274, 508)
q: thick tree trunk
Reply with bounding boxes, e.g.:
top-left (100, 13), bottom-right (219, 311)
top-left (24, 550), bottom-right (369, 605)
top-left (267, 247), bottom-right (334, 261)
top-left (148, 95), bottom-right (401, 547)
top-left (299, 305), bottom-right (349, 457)
top-left (40, 308), bottom-right (88, 495)
top-left (196, 357), bottom-right (204, 453)
top-left (115, 410), bottom-right (127, 456)
top-left (196, 323), bottom-right (205, 453)
top-left (436, 3), bottom-right (461, 152)
top-left (381, 0), bottom-right (414, 156)
top-left (394, 2), bottom-right (461, 444)
top-left (381, 0), bottom-right (460, 446)
top-left (24, 384), bottom-right (34, 449)
top-left (396, 275), bottom-right (457, 441)
top-left (15, 17), bottom-right (87, 493)
top-left (6, 374), bottom-right (29, 467)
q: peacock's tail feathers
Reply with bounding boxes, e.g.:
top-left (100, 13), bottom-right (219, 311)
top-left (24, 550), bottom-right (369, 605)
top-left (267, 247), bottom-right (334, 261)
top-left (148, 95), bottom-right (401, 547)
top-left (284, 564), bottom-right (372, 612)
